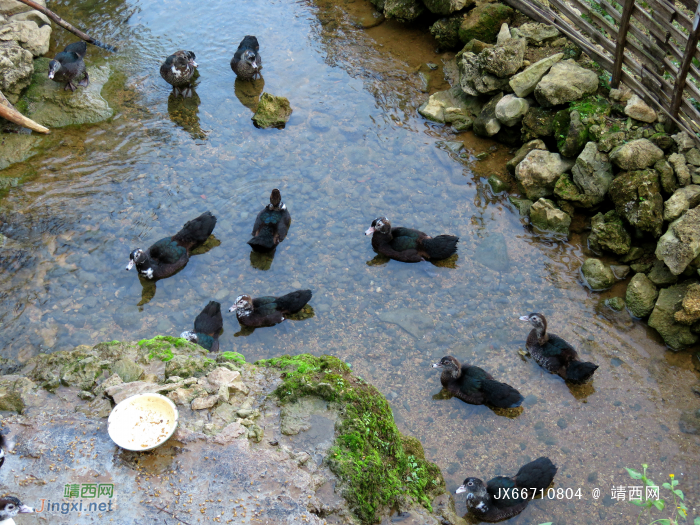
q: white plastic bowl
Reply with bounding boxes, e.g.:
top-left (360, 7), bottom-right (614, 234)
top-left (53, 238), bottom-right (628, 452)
top-left (108, 393), bottom-right (178, 451)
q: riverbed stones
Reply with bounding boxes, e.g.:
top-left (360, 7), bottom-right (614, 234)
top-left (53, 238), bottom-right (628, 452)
top-left (529, 198), bottom-right (571, 236)
top-left (458, 51), bottom-right (510, 96)
top-left (481, 37), bottom-right (526, 78)
top-left (0, 20), bottom-right (50, 57)
top-left (422, 0), bottom-right (473, 15)
top-left (588, 211), bottom-right (631, 255)
top-left (554, 173), bottom-right (597, 207)
top-left (625, 273), bottom-right (658, 318)
top-left (624, 94), bottom-right (657, 123)
top-left (647, 259), bottom-right (678, 286)
top-left (571, 141), bottom-right (613, 204)
top-left (680, 409), bottom-right (700, 434)
top-left (521, 106), bottom-right (556, 140)
top-left (496, 22), bottom-right (511, 44)
top-left (663, 185), bottom-right (700, 222)
top-left (506, 139), bottom-right (546, 174)
top-left (429, 17), bottom-right (462, 50)
top-left (556, 110), bottom-right (588, 157)
top-left (656, 159), bottom-right (678, 195)
top-left (515, 149), bottom-right (572, 200)
top-left (534, 60), bottom-right (598, 107)
top-left (609, 139), bottom-right (664, 170)
top-left (192, 395), bottom-right (219, 410)
top-left (509, 52), bottom-right (563, 98)
top-left (508, 195), bottom-right (533, 216)
top-left (473, 92), bottom-right (502, 137)
top-left (418, 86), bottom-right (480, 130)
top-left (0, 41), bottom-right (32, 103)
top-left (609, 169), bottom-right (664, 237)
top-left (252, 92), bottom-right (293, 129)
top-left (474, 232), bottom-right (510, 271)
top-left (495, 94), bottom-right (528, 126)
top-left (668, 153), bottom-right (691, 186)
top-left (655, 206), bottom-right (700, 275)
top-left (111, 358), bottom-right (144, 383)
top-left (674, 283), bottom-right (700, 324)
top-left (512, 22), bottom-right (560, 46)
top-left (0, 375), bottom-right (34, 412)
top-left (648, 281), bottom-right (700, 350)
top-left (377, 308), bottom-right (435, 338)
top-left (458, 2), bottom-right (513, 44)
top-left (582, 258), bottom-right (615, 290)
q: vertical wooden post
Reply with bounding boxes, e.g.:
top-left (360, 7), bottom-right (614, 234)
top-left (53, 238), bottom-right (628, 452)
top-left (670, 4), bottom-right (700, 118)
top-left (611, 0), bottom-right (636, 88)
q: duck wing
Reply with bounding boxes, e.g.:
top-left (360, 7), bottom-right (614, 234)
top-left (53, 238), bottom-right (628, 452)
top-left (148, 237), bottom-right (187, 265)
top-left (276, 210), bottom-right (291, 242)
top-left (172, 211), bottom-right (217, 250)
top-left (273, 290), bottom-right (312, 314)
top-left (514, 457), bottom-right (557, 491)
top-left (64, 41), bottom-right (87, 58)
top-left (194, 301), bottom-right (223, 336)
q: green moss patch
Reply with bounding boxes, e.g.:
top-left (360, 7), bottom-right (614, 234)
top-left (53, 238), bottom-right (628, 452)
top-left (257, 354), bottom-right (444, 524)
top-left (139, 335), bottom-right (194, 362)
top-left (219, 351), bottom-right (246, 365)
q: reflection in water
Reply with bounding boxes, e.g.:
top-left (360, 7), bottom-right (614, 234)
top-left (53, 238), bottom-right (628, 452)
top-left (250, 248), bottom-right (275, 271)
top-left (167, 88), bottom-right (206, 140)
top-left (234, 77), bottom-right (265, 112)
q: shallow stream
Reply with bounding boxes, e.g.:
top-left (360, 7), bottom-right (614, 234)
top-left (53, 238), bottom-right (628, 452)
top-left (1, 0), bottom-right (699, 522)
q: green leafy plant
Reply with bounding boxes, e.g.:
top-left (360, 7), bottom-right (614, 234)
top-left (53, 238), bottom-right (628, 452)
top-left (625, 464), bottom-right (698, 525)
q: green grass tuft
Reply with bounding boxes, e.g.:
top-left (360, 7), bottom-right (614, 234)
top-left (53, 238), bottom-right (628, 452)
top-left (220, 351), bottom-right (246, 365)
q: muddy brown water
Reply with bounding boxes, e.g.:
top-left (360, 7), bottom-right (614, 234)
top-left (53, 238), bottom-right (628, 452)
top-left (0, 0), bottom-right (699, 522)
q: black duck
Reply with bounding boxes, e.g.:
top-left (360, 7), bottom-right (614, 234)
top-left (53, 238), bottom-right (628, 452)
top-left (365, 217), bottom-right (458, 263)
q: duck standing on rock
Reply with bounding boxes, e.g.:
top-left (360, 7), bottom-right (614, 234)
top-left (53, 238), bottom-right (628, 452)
top-left (0, 497), bottom-right (34, 525)
top-left (364, 217), bottom-right (458, 263)
top-left (48, 41), bottom-right (89, 92)
top-left (231, 36), bottom-right (262, 80)
top-left (432, 356), bottom-right (523, 408)
top-left (126, 211), bottom-right (217, 280)
top-left (519, 313), bottom-right (598, 383)
top-left (160, 50), bottom-right (198, 97)
top-left (457, 457), bottom-right (558, 522)
top-left (181, 301), bottom-right (223, 351)
top-left (229, 290), bottom-right (312, 328)
top-left (248, 189), bottom-right (291, 252)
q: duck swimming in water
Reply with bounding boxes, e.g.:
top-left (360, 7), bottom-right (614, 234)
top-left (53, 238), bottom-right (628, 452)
top-left (48, 41), bottom-right (89, 92)
top-left (231, 36), bottom-right (262, 80)
top-left (160, 50), bottom-right (198, 97)
top-left (248, 189), bottom-right (291, 252)
top-left (365, 217), bottom-right (458, 263)
top-left (229, 290), bottom-right (312, 328)
top-left (181, 301), bottom-right (223, 352)
top-left (457, 457), bottom-right (557, 522)
top-left (519, 313), bottom-right (598, 383)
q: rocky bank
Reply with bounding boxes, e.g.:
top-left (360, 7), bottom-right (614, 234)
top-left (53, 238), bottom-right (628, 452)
top-left (411, 1), bottom-right (700, 351)
top-left (0, 336), bottom-right (465, 525)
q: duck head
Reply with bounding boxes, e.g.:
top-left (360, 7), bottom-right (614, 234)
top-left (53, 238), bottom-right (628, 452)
top-left (126, 249), bottom-right (146, 271)
top-left (184, 50), bottom-right (198, 68)
top-left (229, 294), bottom-right (254, 316)
top-left (179, 331), bottom-right (198, 344)
top-left (267, 188), bottom-right (286, 210)
top-left (457, 477), bottom-right (488, 503)
top-left (0, 497), bottom-right (34, 523)
top-left (242, 49), bottom-right (258, 69)
top-left (432, 356), bottom-right (462, 378)
top-left (519, 312), bottom-right (547, 333)
top-left (365, 217), bottom-right (390, 236)
top-left (47, 59), bottom-right (62, 80)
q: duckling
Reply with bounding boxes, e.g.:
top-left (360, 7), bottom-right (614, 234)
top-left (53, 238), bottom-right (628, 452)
top-left (519, 313), bottom-right (598, 383)
top-left (229, 290), bottom-right (312, 328)
top-left (457, 457), bottom-right (557, 522)
top-left (181, 301), bottom-right (223, 351)
top-left (0, 497), bottom-right (34, 525)
top-left (432, 356), bottom-right (523, 408)
top-left (231, 36), bottom-right (262, 80)
top-left (248, 189), bottom-right (291, 252)
top-left (126, 211), bottom-right (217, 280)
top-left (48, 41), bottom-right (89, 92)
top-left (365, 217), bottom-right (458, 263)
top-left (160, 50), bottom-right (198, 97)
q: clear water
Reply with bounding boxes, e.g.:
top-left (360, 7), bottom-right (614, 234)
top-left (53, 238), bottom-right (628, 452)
top-left (1, 0), bottom-right (699, 522)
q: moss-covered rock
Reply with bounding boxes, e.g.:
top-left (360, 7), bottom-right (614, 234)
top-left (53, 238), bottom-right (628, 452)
top-left (588, 210), bottom-right (631, 255)
top-left (252, 92), bottom-right (292, 129)
top-left (581, 258), bottom-right (615, 290)
top-left (257, 354), bottom-right (445, 524)
top-left (528, 198), bottom-right (571, 237)
top-left (609, 169), bottom-right (664, 237)
top-left (625, 272), bottom-right (658, 318)
top-left (458, 2), bottom-right (513, 44)
top-left (429, 17), bottom-right (462, 50)
top-left (648, 281), bottom-right (700, 350)
top-left (384, 0), bottom-right (424, 21)
top-left (521, 106), bottom-right (555, 141)
top-left (554, 173), bottom-right (598, 207)
top-left (555, 110), bottom-right (588, 157)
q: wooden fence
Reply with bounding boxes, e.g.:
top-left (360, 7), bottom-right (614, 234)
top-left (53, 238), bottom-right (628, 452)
top-left (503, 0), bottom-right (700, 141)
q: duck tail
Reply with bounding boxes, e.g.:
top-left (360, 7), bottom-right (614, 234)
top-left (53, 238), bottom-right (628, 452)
top-left (277, 290), bottom-right (312, 314)
top-left (422, 235), bottom-right (459, 260)
top-left (173, 211), bottom-right (217, 249)
top-left (565, 360), bottom-right (598, 383)
top-left (515, 457), bottom-right (558, 490)
top-left (247, 230), bottom-right (276, 252)
top-left (482, 378), bottom-right (524, 408)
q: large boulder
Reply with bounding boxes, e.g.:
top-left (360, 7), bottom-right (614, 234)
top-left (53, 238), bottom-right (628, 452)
top-left (0, 40), bottom-right (32, 103)
top-left (624, 94), bottom-right (657, 123)
top-left (0, 20), bottom-right (50, 57)
top-left (423, 0), bottom-right (474, 15)
top-left (625, 273), bottom-right (658, 318)
top-left (588, 210), bottom-right (631, 255)
top-left (473, 92), bottom-right (502, 137)
top-left (252, 92), bottom-right (292, 129)
top-left (430, 17), bottom-right (462, 50)
top-left (609, 169), bottom-right (664, 237)
top-left (511, 22), bottom-right (560, 46)
top-left (509, 53), bottom-right (563, 98)
top-left (457, 51), bottom-right (510, 96)
top-left (571, 141), bottom-right (613, 204)
top-left (529, 198), bottom-right (571, 237)
top-left (418, 86), bottom-right (481, 130)
top-left (534, 60), bottom-right (598, 107)
top-left (480, 37), bottom-right (526, 78)
top-left (495, 94), bottom-right (528, 126)
top-left (458, 2), bottom-right (513, 44)
top-left (521, 106), bottom-right (555, 140)
top-left (609, 139), bottom-right (664, 170)
top-left (383, 0), bottom-right (424, 21)
top-left (582, 258), bottom-right (615, 290)
top-left (516, 149), bottom-right (572, 200)
top-left (655, 206), bottom-right (700, 275)
top-left (648, 281), bottom-right (700, 350)
top-left (663, 185), bottom-right (700, 222)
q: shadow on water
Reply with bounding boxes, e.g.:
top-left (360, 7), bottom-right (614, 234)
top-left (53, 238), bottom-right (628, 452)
top-left (249, 248), bottom-right (276, 271)
top-left (234, 77), bottom-right (265, 112)
top-left (167, 89), bottom-right (207, 140)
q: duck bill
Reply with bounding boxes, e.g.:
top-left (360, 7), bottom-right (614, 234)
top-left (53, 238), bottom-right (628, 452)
top-left (190, 60), bottom-right (198, 68)
top-left (364, 227), bottom-right (375, 236)
top-left (431, 363), bottom-right (443, 368)
top-left (518, 315), bottom-right (530, 322)
top-left (18, 505), bottom-right (34, 514)
top-left (455, 485), bottom-right (467, 494)
top-left (126, 260), bottom-right (134, 271)
top-left (228, 305), bottom-right (236, 313)
top-left (48, 71), bottom-right (55, 79)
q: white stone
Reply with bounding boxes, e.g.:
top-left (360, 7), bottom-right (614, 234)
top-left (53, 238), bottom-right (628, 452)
top-left (624, 94), bottom-right (657, 123)
top-left (495, 94), bottom-right (529, 126)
